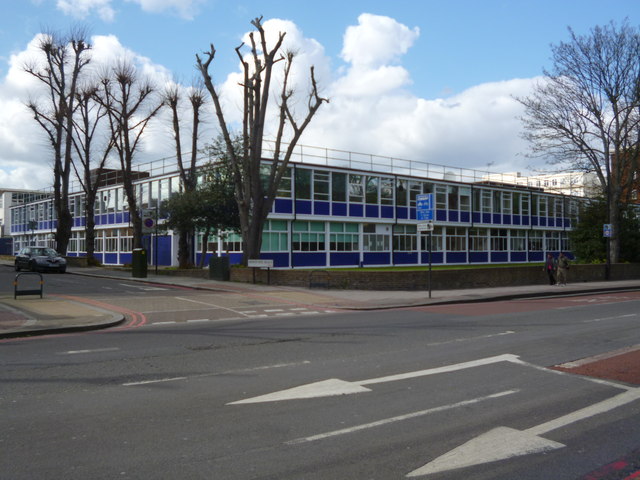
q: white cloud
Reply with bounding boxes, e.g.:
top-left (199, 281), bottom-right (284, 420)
top-left (0, 15), bottom-right (541, 191)
top-left (56, 0), bottom-right (116, 21)
top-left (126, 0), bottom-right (204, 19)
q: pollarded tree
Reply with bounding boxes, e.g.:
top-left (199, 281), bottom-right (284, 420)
top-left (163, 81), bottom-right (207, 267)
top-left (96, 60), bottom-right (163, 249)
top-left (196, 16), bottom-right (328, 265)
top-left (518, 20), bottom-right (640, 265)
top-left (23, 28), bottom-right (91, 254)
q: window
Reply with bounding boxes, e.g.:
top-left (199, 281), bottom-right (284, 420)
top-left (493, 191), bottom-right (502, 213)
top-left (380, 178), bottom-right (393, 205)
top-left (393, 224), bottom-right (417, 251)
top-left (521, 194), bottom-right (529, 216)
top-left (502, 192), bottom-right (512, 215)
top-left (292, 221), bottom-right (325, 251)
top-left (262, 220), bottom-right (288, 251)
top-left (510, 230), bottom-right (527, 251)
top-left (277, 167), bottom-right (292, 198)
top-left (222, 232), bottom-right (243, 252)
top-left (539, 196), bottom-right (548, 217)
top-left (531, 195), bottom-right (538, 215)
top-left (295, 168), bottom-right (311, 199)
top-left (490, 229), bottom-right (508, 251)
top-left (363, 223), bottom-right (390, 251)
top-left (469, 228), bottom-right (488, 251)
top-left (436, 185), bottom-right (447, 210)
top-left (349, 175), bottom-right (364, 203)
top-left (555, 198), bottom-right (563, 218)
top-left (105, 229), bottom-right (118, 252)
top-left (546, 231), bottom-right (560, 251)
top-left (119, 229), bottom-right (133, 252)
top-left (459, 187), bottom-right (471, 212)
top-left (396, 180), bottom-right (407, 206)
top-left (365, 176), bottom-right (379, 204)
top-left (512, 192), bottom-right (521, 214)
top-left (528, 231), bottom-right (543, 251)
top-left (313, 170), bottom-right (330, 201)
top-left (482, 190), bottom-right (492, 213)
top-left (329, 223), bottom-right (359, 251)
top-left (421, 226), bottom-right (443, 251)
top-left (409, 181), bottom-right (421, 207)
top-left (446, 227), bottom-right (467, 251)
top-left (332, 172), bottom-right (347, 202)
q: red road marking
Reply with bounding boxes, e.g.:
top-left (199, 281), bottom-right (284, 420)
top-left (54, 294), bottom-right (147, 329)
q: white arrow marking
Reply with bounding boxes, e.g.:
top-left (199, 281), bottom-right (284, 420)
top-left (407, 388), bottom-right (640, 477)
top-left (228, 354), bottom-right (518, 405)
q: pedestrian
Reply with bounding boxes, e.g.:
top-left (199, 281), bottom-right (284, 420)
top-left (557, 252), bottom-right (570, 286)
top-left (544, 253), bottom-right (557, 285)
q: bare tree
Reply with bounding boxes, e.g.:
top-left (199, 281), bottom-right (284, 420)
top-left (24, 28), bottom-right (91, 254)
top-left (97, 61), bottom-right (163, 249)
top-left (196, 16), bottom-right (328, 264)
top-left (70, 83), bottom-right (113, 262)
top-left (518, 20), bottom-right (640, 267)
top-left (163, 81), bottom-right (207, 267)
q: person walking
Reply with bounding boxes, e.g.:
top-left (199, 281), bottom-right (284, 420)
top-left (557, 252), bottom-right (570, 286)
top-left (544, 253), bottom-right (557, 285)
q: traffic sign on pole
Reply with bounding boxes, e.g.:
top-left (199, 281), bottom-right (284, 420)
top-left (416, 193), bottom-right (434, 221)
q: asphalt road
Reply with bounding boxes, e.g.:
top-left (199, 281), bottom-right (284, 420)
top-left (1, 274), bottom-right (640, 479)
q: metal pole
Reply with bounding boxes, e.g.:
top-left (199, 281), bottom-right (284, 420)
top-left (428, 231), bottom-right (432, 299)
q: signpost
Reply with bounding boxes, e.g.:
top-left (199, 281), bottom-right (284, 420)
top-left (248, 259), bottom-right (274, 284)
top-left (416, 194), bottom-right (435, 298)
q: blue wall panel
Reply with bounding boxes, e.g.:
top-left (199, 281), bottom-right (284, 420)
top-left (447, 252), bottom-right (467, 263)
top-left (349, 204), bottom-right (363, 217)
top-left (365, 204), bottom-right (379, 218)
top-left (393, 252), bottom-right (418, 264)
top-left (332, 202), bottom-right (347, 216)
top-left (261, 252), bottom-right (289, 268)
top-left (363, 252), bottom-right (390, 265)
top-left (397, 206), bottom-right (408, 219)
top-left (296, 200), bottom-right (312, 215)
top-left (511, 252), bottom-right (527, 262)
top-left (502, 214), bottom-right (511, 225)
top-left (330, 252), bottom-right (359, 266)
top-left (491, 252), bottom-right (508, 263)
top-left (492, 214), bottom-right (501, 224)
top-left (421, 252), bottom-right (443, 264)
top-left (449, 210), bottom-right (459, 222)
top-left (381, 205), bottom-right (394, 219)
top-left (156, 236), bottom-right (172, 266)
top-left (293, 252), bottom-right (326, 267)
top-left (314, 201), bottom-right (330, 215)
top-left (116, 213), bottom-right (124, 224)
top-left (460, 211), bottom-right (470, 223)
top-left (472, 212), bottom-right (481, 223)
top-left (274, 198), bottom-right (293, 214)
top-left (513, 215), bottom-right (521, 225)
top-left (436, 210), bottom-right (446, 221)
top-left (528, 252), bottom-right (543, 262)
top-left (120, 253), bottom-right (132, 264)
top-left (482, 213), bottom-right (491, 224)
top-left (469, 252), bottom-right (489, 263)
top-left (104, 253), bottom-right (118, 264)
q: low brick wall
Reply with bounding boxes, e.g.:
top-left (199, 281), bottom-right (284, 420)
top-left (230, 263), bottom-right (640, 290)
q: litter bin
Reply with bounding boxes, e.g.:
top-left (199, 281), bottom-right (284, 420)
top-left (209, 256), bottom-right (230, 281)
top-left (132, 248), bottom-right (148, 278)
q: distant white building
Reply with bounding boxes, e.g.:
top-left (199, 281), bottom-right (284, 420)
top-left (482, 171), bottom-right (601, 197)
top-left (0, 188), bottom-right (50, 237)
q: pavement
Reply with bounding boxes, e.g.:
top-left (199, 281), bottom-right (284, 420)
top-left (2, 259), bottom-right (640, 339)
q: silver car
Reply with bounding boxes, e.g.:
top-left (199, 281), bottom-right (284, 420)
top-left (14, 247), bottom-right (67, 273)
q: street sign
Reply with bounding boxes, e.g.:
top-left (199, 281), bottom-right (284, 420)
top-left (416, 193), bottom-right (434, 221)
top-left (417, 220), bottom-right (434, 232)
top-left (248, 259), bottom-right (274, 268)
top-left (603, 224), bottom-right (612, 238)
top-left (141, 208), bottom-right (156, 233)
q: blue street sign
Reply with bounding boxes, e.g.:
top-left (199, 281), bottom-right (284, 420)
top-left (416, 193), bottom-right (434, 221)
top-left (603, 224), bottom-right (612, 238)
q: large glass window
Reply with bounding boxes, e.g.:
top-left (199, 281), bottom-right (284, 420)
top-left (332, 172), bottom-right (346, 202)
top-left (365, 176), bottom-right (379, 204)
top-left (277, 167), bottom-right (292, 197)
top-left (459, 187), bottom-right (471, 212)
top-left (295, 168), bottom-right (311, 200)
top-left (469, 228), bottom-right (489, 251)
top-left (512, 192), bottom-right (521, 215)
top-left (349, 175), bottom-right (364, 203)
top-left (392, 224), bottom-right (417, 251)
top-left (502, 192), bottom-right (512, 215)
top-left (409, 181), bottom-right (421, 207)
top-left (528, 231), bottom-right (543, 251)
top-left (262, 220), bottom-right (288, 251)
top-left (396, 179), bottom-right (408, 206)
top-left (490, 229), bottom-right (508, 251)
top-left (493, 191), bottom-right (502, 213)
top-left (446, 227), bottom-right (467, 251)
top-left (380, 178), bottom-right (393, 205)
top-left (482, 190), bottom-right (492, 213)
top-left (329, 223), bottom-right (359, 251)
top-left (363, 223), bottom-right (390, 251)
top-left (313, 170), bottom-right (330, 201)
top-left (119, 229), bottom-right (133, 253)
top-left (292, 221), bottom-right (325, 251)
top-left (546, 231), bottom-right (560, 251)
top-left (421, 226), bottom-right (443, 251)
top-left (436, 185), bottom-right (447, 210)
top-left (510, 230), bottom-right (527, 251)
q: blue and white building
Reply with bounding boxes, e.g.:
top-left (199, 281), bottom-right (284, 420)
top-left (9, 145), bottom-right (582, 268)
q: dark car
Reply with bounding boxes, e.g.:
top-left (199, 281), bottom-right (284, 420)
top-left (14, 247), bottom-right (67, 273)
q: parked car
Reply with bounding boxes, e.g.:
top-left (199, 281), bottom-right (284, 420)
top-left (14, 247), bottom-right (67, 273)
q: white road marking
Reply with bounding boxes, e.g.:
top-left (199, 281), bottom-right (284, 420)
top-left (264, 309), bottom-right (284, 312)
top-left (187, 318), bottom-right (210, 323)
top-left (229, 354), bottom-right (519, 404)
top-left (174, 296), bottom-right (252, 317)
top-left (288, 390), bottom-right (518, 445)
top-left (122, 361), bottom-right (310, 386)
top-left (426, 330), bottom-right (515, 347)
top-left (118, 283), bottom-right (166, 291)
top-left (59, 347), bottom-right (120, 355)
top-left (407, 388), bottom-right (640, 477)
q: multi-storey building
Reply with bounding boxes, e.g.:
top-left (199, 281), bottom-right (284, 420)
top-left (9, 145), bottom-right (584, 268)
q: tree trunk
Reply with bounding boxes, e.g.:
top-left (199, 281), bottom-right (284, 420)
top-left (178, 230), bottom-right (192, 268)
top-left (85, 196), bottom-right (96, 260)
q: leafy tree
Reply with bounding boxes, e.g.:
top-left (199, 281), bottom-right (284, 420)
top-left (161, 159), bottom-right (239, 267)
top-left (570, 199), bottom-right (640, 263)
top-left (23, 28), bottom-right (91, 254)
top-left (196, 16), bottom-right (328, 265)
top-left (518, 20), bottom-right (640, 265)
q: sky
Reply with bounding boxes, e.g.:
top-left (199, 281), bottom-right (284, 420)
top-left (1, 0), bottom-right (639, 190)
